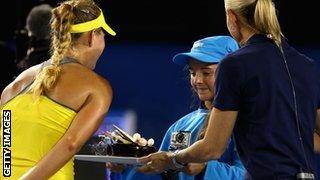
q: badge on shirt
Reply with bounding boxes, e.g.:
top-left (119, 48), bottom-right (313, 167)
top-left (169, 131), bottom-right (191, 151)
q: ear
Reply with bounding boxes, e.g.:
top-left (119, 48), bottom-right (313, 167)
top-left (87, 31), bottom-right (94, 47)
top-left (226, 9), bottom-right (238, 25)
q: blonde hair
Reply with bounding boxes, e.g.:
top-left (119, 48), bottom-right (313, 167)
top-left (225, 0), bottom-right (283, 48)
top-left (29, 0), bottom-right (101, 99)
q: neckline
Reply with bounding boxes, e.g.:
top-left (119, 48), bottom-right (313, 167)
top-left (245, 34), bottom-right (273, 46)
top-left (60, 57), bottom-right (79, 65)
top-left (239, 33), bottom-right (256, 47)
top-left (4, 93), bottom-right (77, 113)
top-left (41, 94), bottom-right (77, 113)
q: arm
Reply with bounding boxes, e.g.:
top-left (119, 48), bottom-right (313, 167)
top-left (137, 108), bottom-right (237, 173)
top-left (203, 137), bottom-right (245, 179)
top-left (20, 79), bottom-right (113, 180)
top-left (176, 108), bottom-right (238, 163)
top-left (314, 109), bottom-right (320, 153)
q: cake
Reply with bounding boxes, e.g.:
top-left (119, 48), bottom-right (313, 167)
top-left (107, 143), bottom-right (157, 157)
top-left (91, 125), bottom-right (157, 157)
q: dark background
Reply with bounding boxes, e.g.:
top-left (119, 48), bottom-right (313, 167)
top-left (2, 0), bottom-right (317, 144)
top-left (1, 0), bottom-right (319, 46)
top-left (1, 0), bottom-right (319, 179)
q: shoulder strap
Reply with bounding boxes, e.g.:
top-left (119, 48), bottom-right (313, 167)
top-left (19, 61), bottom-right (47, 94)
top-left (20, 57), bottom-right (79, 94)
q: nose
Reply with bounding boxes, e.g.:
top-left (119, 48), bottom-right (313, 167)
top-left (194, 73), bottom-right (204, 84)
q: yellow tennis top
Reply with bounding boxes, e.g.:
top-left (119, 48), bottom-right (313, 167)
top-left (0, 93), bottom-right (77, 179)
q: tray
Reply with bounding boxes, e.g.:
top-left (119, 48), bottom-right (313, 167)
top-left (74, 155), bottom-right (142, 165)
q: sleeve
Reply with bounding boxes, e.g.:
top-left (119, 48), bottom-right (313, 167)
top-left (213, 57), bottom-right (244, 111)
top-left (203, 137), bottom-right (246, 180)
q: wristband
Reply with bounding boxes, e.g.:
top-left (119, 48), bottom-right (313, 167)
top-left (170, 150), bottom-right (187, 170)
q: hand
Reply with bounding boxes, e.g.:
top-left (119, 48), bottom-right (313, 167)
top-left (136, 151), bottom-right (173, 174)
top-left (106, 163), bottom-right (126, 173)
top-left (182, 163), bottom-right (206, 176)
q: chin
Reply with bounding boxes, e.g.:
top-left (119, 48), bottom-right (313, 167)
top-left (198, 96), bottom-right (209, 102)
top-left (198, 94), bottom-right (214, 102)
top-left (89, 62), bottom-right (97, 70)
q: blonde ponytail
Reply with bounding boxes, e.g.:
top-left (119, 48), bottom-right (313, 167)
top-left (254, 0), bottom-right (283, 48)
top-left (225, 0), bottom-right (284, 48)
top-left (29, 3), bottom-right (74, 100)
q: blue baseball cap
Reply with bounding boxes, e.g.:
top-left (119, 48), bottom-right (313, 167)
top-left (172, 36), bottom-right (239, 66)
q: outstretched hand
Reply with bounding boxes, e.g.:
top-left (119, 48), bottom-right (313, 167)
top-left (136, 151), bottom-right (174, 174)
top-left (182, 163), bottom-right (206, 176)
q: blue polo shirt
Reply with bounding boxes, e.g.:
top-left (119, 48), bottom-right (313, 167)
top-left (160, 108), bottom-right (245, 180)
top-left (213, 34), bottom-right (320, 179)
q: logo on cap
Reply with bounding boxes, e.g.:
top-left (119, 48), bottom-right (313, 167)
top-left (192, 42), bottom-right (203, 49)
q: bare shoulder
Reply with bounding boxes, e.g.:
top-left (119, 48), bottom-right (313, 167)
top-left (58, 63), bottom-right (113, 109)
top-left (65, 63), bottom-right (112, 95)
top-left (1, 64), bottom-right (43, 105)
top-left (79, 65), bottom-right (113, 111)
top-left (87, 70), bottom-right (113, 101)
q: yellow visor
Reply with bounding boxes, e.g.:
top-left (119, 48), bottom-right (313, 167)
top-left (69, 10), bottom-right (116, 36)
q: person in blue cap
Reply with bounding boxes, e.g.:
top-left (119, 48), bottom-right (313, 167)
top-left (107, 36), bottom-right (245, 180)
top-left (158, 35), bottom-right (245, 180)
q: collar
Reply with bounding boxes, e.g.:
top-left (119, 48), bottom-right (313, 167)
top-left (199, 101), bottom-right (209, 110)
top-left (245, 34), bottom-right (274, 46)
